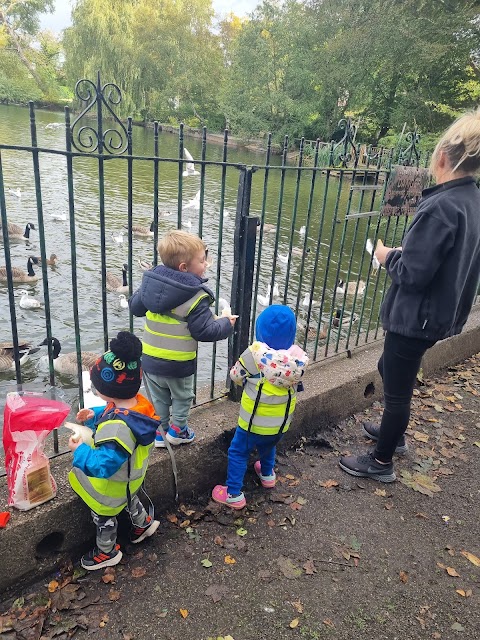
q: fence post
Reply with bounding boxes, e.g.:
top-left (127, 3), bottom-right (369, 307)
top-left (228, 167), bottom-right (257, 401)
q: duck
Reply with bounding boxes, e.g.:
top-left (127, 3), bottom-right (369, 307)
top-left (336, 279), bottom-right (366, 297)
top-left (366, 238), bottom-right (381, 273)
top-left (0, 344), bottom-right (39, 373)
top-left (297, 320), bottom-right (327, 340)
top-left (183, 148), bottom-right (200, 176)
top-left (138, 258), bottom-right (153, 271)
top-left (0, 257), bottom-right (40, 283)
top-left (39, 337), bottom-right (99, 375)
top-left (299, 226), bottom-right (306, 236)
top-left (0, 222), bottom-right (35, 240)
top-left (333, 308), bottom-right (359, 328)
top-left (125, 221), bottom-right (154, 238)
top-left (106, 263), bottom-right (129, 294)
top-left (111, 230), bottom-right (124, 245)
top-left (35, 253), bottom-right (58, 266)
top-left (185, 190), bottom-right (200, 210)
top-left (50, 212), bottom-right (67, 221)
top-left (18, 289), bottom-right (42, 310)
top-left (7, 188), bottom-right (21, 198)
top-left (119, 294), bottom-right (129, 309)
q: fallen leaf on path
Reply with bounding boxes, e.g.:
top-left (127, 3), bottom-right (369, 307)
top-left (460, 550), bottom-right (480, 567)
top-left (414, 432), bottom-right (430, 443)
top-left (236, 527), bottom-right (248, 537)
top-left (290, 502), bottom-right (303, 511)
top-left (319, 479), bottom-right (339, 488)
top-left (201, 558), bottom-right (213, 568)
top-left (179, 609), bottom-right (189, 619)
top-left (99, 614), bottom-right (109, 628)
top-left (147, 552), bottom-right (158, 563)
top-left (267, 519), bottom-right (276, 527)
top-left (48, 580), bottom-right (59, 593)
top-left (289, 618), bottom-right (299, 629)
top-left (166, 514), bottom-right (178, 524)
top-left (285, 474), bottom-right (295, 480)
top-left (108, 589), bottom-right (121, 601)
top-left (224, 555), bottom-right (236, 564)
top-left (277, 556), bottom-right (302, 579)
top-left (131, 567), bottom-right (146, 578)
top-left (101, 568), bottom-right (116, 584)
top-left (399, 471), bottom-right (442, 497)
top-left (179, 519), bottom-right (191, 528)
top-left (157, 608), bottom-right (168, 618)
top-left (291, 601), bottom-right (304, 613)
top-left (180, 504), bottom-right (195, 516)
top-left (374, 488), bottom-right (387, 497)
top-left (474, 442), bottom-right (480, 448)
top-left (399, 571), bottom-right (409, 583)
top-left (296, 496), bottom-right (307, 505)
top-left (303, 559), bottom-right (317, 575)
top-left (214, 535), bottom-right (224, 546)
top-left (437, 563), bottom-right (460, 577)
top-left (323, 619), bottom-right (335, 629)
top-left (456, 589), bottom-right (472, 598)
top-left (205, 584), bottom-right (229, 603)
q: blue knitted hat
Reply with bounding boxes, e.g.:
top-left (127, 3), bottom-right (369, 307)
top-left (255, 305), bottom-right (296, 350)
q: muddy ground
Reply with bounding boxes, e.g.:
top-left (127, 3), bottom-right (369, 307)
top-left (1, 354), bottom-right (479, 640)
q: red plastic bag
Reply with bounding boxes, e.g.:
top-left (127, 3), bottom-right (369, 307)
top-left (3, 392), bottom-right (70, 510)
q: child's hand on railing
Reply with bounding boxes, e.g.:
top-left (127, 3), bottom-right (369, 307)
top-left (76, 408), bottom-right (94, 422)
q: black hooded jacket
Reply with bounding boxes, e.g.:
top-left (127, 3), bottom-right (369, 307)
top-left (381, 177), bottom-right (480, 341)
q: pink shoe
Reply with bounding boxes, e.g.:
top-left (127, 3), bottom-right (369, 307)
top-left (254, 461), bottom-right (276, 488)
top-left (212, 485), bottom-right (246, 510)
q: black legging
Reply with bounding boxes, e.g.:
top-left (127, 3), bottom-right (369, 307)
top-left (374, 332), bottom-right (436, 462)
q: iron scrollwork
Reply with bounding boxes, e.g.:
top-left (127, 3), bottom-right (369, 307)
top-left (398, 128), bottom-right (420, 167)
top-left (70, 73), bottom-right (129, 155)
top-left (331, 118), bottom-right (358, 167)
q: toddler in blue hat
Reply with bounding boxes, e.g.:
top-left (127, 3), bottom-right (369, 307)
top-left (212, 305), bottom-right (308, 509)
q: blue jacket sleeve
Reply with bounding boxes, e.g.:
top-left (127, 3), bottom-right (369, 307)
top-left (188, 298), bottom-right (233, 342)
top-left (129, 287), bottom-right (147, 317)
top-left (72, 442), bottom-right (129, 479)
top-left (386, 211), bottom-right (456, 292)
top-left (84, 405), bottom-right (107, 428)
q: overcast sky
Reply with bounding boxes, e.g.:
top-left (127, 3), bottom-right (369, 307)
top-left (39, 0), bottom-right (260, 32)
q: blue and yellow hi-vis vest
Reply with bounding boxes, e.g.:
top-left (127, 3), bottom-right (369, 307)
top-left (237, 348), bottom-right (297, 436)
top-left (142, 291), bottom-right (211, 362)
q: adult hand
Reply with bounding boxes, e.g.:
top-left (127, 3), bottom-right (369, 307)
top-left (374, 239), bottom-right (400, 266)
top-left (229, 315), bottom-right (239, 326)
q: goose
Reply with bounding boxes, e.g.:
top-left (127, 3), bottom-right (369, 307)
top-left (106, 263), bottom-right (129, 294)
top-left (0, 257), bottom-right (40, 283)
top-left (366, 238), bottom-right (381, 273)
top-left (299, 226), bottom-right (306, 236)
top-left (111, 230), bottom-right (124, 245)
top-left (39, 337), bottom-right (99, 376)
top-left (185, 190), bottom-right (200, 210)
top-left (81, 370), bottom-right (106, 410)
top-left (333, 309), bottom-right (359, 328)
top-left (119, 294), bottom-right (129, 309)
top-left (125, 221), bottom-right (154, 238)
top-left (50, 212), bottom-right (67, 221)
top-left (18, 289), bottom-right (42, 310)
top-left (35, 253), bottom-right (58, 266)
top-left (0, 345), bottom-right (39, 373)
top-left (183, 148), bottom-right (200, 176)
top-left (138, 258), bottom-right (153, 271)
top-left (0, 222), bottom-right (35, 240)
top-left (336, 279), bottom-right (366, 297)
top-left (7, 188), bottom-right (21, 198)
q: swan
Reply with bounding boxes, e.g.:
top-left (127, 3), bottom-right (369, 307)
top-left (183, 148), bottom-right (200, 176)
top-left (277, 253), bottom-right (289, 265)
top-left (185, 191), bottom-right (200, 209)
top-left (39, 337), bottom-right (99, 375)
top-left (81, 370), bottom-right (106, 410)
top-left (366, 238), bottom-right (381, 273)
top-left (0, 222), bottom-right (35, 240)
top-left (125, 221), bottom-right (154, 238)
top-left (336, 279), bottom-right (366, 297)
top-left (35, 253), bottom-right (58, 266)
top-left (302, 293), bottom-right (318, 307)
top-left (106, 264), bottom-right (129, 294)
top-left (111, 231), bottom-right (124, 245)
top-left (45, 123), bottom-right (63, 130)
top-left (257, 283), bottom-right (279, 307)
top-left (50, 212), bottom-right (67, 221)
top-left (7, 188), bottom-right (21, 198)
top-left (333, 309), bottom-right (359, 328)
top-left (119, 294), bottom-right (129, 309)
top-left (18, 289), bottom-right (42, 310)
top-left (0, 257), bottom-right (40, 283)
top-left (299, 226), bottom-right (306, 236)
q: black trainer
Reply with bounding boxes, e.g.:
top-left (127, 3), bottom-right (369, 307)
top-left (81, 544), bottom-right (122, 571)
top-left (130, 515), bottom-right (160, 544)
top-left (339, 452), bottom-right (396, 483)
top-left (362, 421), bottom-right (408, 455)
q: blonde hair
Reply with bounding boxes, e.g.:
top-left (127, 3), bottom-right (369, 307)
top-left (158, 230), bottom-right (206, 269)
top-left (431, 107), bottom-right (480, 175)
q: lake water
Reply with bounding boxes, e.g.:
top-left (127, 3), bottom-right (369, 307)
top-left (0, 103), bottom-right (405, 448)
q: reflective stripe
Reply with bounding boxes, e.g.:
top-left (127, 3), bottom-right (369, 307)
top-left (143, 330), bottom-right (197, 352)
top-left (174, 292), bottom-right (210, 317)
top-left (69, 467), bottom-right (146, 515)
top-left (243, 383), bottom-right (290, 405)
top-left (238, 377), bottom-right (297, 435)
top-left (145, 316), bottom-right (190, 336)
top-left (94, 420), bottom-right (136, 454)
top-left (239, 405), bottom-right (294, 427)
top-left (239, 348), bottom-right (258, 375)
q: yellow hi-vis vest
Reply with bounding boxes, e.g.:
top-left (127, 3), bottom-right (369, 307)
top-left (237, 348), bottom-right (297, 436)
top-left (142, 291), bottom-right (211, 361)
top-left (68, 419), bottom-right (153, 516)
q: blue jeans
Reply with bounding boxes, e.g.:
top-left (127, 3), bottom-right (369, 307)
top-left (226, 427), bottom-right (284, 496)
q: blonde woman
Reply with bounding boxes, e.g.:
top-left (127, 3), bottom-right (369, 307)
top-left (340, 109), bottom-right (480, 482)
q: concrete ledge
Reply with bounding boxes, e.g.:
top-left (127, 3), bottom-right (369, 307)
top-left (1, 305), bottom-right (479, 596)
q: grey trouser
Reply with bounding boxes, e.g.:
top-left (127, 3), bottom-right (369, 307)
top-left (91, 494), bottom-right (148, 553)
top-left (144, 372), bottom-right (194, 429)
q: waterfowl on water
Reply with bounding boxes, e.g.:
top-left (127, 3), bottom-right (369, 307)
top-left (111, 230), bottom-right (124, 245)
top-left (39, 337), bottom-right (99, 375)
top-left (336, 279), bottom-right (366, 297)
top-left (0, 345), bottom-right (39, 373)
top-left (18, 289), bottom-right (42, 310)
top-left (125, 221), bottom-right (154, 238)
top-left (7, 188), bottom-right (21, 198)
top-left (183, 148), bottom-right (200, 177)
top-left (138, 258), bottom-right (153, 271)
top-left (0, 222), bottom-right (35, 239)
top-left (0, 257), bottom-right (40, 283)
top-left (106, 264), bottom-right (129, 294)
top-left (185, 190), bottom-right (200, 210)
top-left (35, 253), bottom-right (58, 266)
top-left (302, 293), bottom-right (318, 307)
top-left (333, 308), bottom-right (359, 328)
top-left (299, 226), bottom-right (306, 236)
top-left (257, 283), bottom-right (280, 307)
top-left (50, 212), bottom-right (67, 221)
top-left (366, 238), bottom-right (381, 273)
top-left (119, 294), bottom-right (129, 309)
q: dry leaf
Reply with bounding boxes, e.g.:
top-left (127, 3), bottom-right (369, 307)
top-left (303, 559), bottom-right (317, 575)
top-left (214, 535), bottom-right (224, 546)
top-left (374, 488), bottom-right (387, 497)
top-left (277, 556), bottom-right (302, 579)
top-left (267, 519), bottom-right (276, 528)
top-left (99, 614), bottom-right (109, 628)
top-left (291, 601), bottom-right (304, 613)
top-left (455, 589), bottom-right (472, 598)
top-left (180, 504), bottom-right (195, 516)
top-left (131, 567), bottom-right (147, 578)
top-left (289, 618), bottom-right (299, 629)
top-left (179, 609), bottom-right (189, 619)
top-left (224, 555), bottom-right (236, 564)
top-left (102, 568), bottom-right (116, 584)
top-left (446, 567), bottom-right (460, 577)
top-left (179, 519), bottom-right (191, 528)
top-left (385, 501), bottom-right (393, 510)
top-left (399, 571), bottom-right (409, 583)
top-left (108, 589), bottom-right (121, 601)
top-left (319, 479), bottom-right (339, 488)
top-left (460, 550), bottom-right (480, 567)
top-left (323, 619), bottom-right (335, 629)
top-left (285, 474), bottom-right (295, 480)
top-left (166, 513), bottom-right (178, 524)
top-left (290, 502), bottom-right (303, 511)
top-left (296, 496), bottom-right (307, 505)
top-left (48, 580), bottom-right (59, 593)
top-left (205, 584), bottom-right (229, 603)
top-left (414, 432), bottom-right (430, 443)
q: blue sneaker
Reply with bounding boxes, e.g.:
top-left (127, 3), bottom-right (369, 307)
top-left (155, 429), bottom-right (167, 448)
top-left (165, 424), bottom-right (195, 445)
